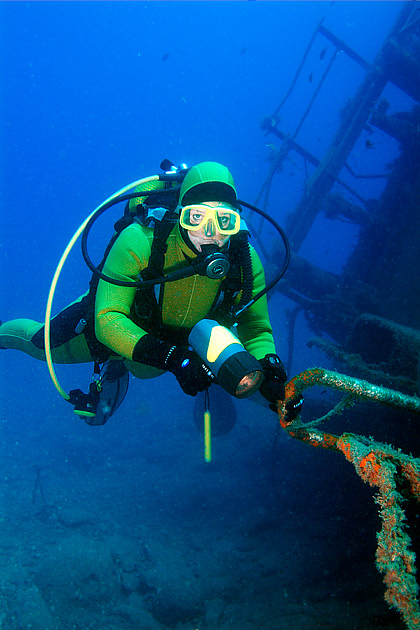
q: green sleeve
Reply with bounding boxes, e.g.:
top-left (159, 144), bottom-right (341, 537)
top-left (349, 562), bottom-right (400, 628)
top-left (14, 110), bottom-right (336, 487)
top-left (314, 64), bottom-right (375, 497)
top-left (95, 223), bottom-right (152, 359)
top-left (236, 245), bottom-right (277, 360)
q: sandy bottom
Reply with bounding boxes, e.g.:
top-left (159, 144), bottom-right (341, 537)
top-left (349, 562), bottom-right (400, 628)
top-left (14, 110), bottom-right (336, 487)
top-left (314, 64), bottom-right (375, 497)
top-left (0, 384), bottom-right (412, 630)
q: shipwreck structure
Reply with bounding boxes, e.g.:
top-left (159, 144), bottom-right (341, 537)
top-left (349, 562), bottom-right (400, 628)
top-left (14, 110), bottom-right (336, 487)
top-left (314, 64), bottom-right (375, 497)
top-left (257, 2), bottom-right (420, 395)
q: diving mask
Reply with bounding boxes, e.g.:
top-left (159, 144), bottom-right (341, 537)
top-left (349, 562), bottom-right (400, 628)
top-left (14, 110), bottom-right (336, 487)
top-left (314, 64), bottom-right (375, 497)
top-left (179, 203), bottom-right (241, 236)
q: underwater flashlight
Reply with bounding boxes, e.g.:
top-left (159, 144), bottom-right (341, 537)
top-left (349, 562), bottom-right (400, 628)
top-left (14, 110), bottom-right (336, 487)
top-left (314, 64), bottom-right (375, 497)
top-left (188, 319), bottom-right (264, 398)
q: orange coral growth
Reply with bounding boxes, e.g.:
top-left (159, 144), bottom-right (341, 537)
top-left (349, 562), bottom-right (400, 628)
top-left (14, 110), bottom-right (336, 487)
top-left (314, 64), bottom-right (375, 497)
top-left (288, 428), bottom-right (339, 450)
top-left (337, 439), bottom-right (352, 462)
top-left (339, 437), bottom-right (420, 629)
top-left (401, 462), bottom-right (420, 502)
top-left (278, 369), bottom-right (420, 629)
top-left (384, 569), bottom-right (400, 587)
top-left (358, 452), bottom-right (383, 485)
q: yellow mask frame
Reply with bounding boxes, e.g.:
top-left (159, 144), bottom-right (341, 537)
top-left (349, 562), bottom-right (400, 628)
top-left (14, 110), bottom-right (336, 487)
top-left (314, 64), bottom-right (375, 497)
top-left (179, 203), bottom-right (241, 236)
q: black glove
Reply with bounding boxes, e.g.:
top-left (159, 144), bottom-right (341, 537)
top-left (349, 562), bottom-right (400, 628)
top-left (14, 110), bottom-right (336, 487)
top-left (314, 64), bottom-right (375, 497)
top-left (259, 354), bottom-right (303, 420)
top-left (133, 335), bottom-right (214, 396)
top-left (163, 345), bottom-right (214, 396)
top-left (282, 397), bottom-right (304, 422)
top-left (259, 354), bottom-right (287, 404)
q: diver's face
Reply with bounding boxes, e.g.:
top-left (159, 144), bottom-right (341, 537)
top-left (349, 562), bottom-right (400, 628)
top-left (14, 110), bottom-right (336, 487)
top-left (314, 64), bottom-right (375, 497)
top-left (185, 202), bottom-right (232, 252)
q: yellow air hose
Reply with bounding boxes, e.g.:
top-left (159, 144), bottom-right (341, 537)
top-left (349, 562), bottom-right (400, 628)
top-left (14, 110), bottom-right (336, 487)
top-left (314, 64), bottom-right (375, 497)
top-left (44, 175), bottom-right (159, 401)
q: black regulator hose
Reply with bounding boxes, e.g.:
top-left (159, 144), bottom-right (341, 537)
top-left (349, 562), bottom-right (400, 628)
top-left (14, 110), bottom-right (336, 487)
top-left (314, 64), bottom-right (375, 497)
top-left (233, 199), bottom-right (291, 318)
top-left (81, 187), bottom-right (181, 288)
top-left (80, 190), bottom-right (291, 315)
top-left (235, 233), bottom-right (254, 312)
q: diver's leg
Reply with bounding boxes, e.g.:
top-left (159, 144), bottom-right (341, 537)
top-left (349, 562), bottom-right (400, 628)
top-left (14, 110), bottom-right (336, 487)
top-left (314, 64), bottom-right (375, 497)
top-left (0, 318), bottom-right (93, 363)
top-left (0, 319), bottom-right (48, 360)
top-left (0, 293), bottom-right (97, 364)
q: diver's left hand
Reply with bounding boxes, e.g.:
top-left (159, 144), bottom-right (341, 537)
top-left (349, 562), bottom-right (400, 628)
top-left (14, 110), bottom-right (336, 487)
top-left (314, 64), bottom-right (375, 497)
top-left (282, 396), bottom-right (304, 422)
top-left (259, 354), bottom-right (287, 403)
top-left (259, 354), bottom-right (303, 420)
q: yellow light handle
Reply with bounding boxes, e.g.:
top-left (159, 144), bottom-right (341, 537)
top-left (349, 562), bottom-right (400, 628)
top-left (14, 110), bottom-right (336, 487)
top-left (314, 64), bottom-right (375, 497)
top-left (44, 175), bottom-right (159, 401)
top-left (204, 410), bottom-right (212, 462)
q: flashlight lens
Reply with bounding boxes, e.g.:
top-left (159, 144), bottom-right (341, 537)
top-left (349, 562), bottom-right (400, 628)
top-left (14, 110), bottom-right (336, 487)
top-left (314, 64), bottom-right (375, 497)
top-left (235, 370), bottom-right (264, 398)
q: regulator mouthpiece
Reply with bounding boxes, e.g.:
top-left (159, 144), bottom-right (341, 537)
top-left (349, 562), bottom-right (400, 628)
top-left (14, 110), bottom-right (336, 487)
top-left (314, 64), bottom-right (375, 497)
top-left (188, 319), bottom-right (264, 398)
top-left (198, 245), bottom-right (230, 279)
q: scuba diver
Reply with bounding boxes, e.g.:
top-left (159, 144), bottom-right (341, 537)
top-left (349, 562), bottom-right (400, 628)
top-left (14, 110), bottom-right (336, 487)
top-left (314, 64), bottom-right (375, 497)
top-left (0, 161), bottom-right (303, 426)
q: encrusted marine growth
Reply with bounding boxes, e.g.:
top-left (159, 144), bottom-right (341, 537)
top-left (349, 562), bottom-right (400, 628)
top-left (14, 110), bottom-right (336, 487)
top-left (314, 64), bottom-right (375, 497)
top-left (278, 368), bottom-right (420, 629)
top-left (338, 434), bottom-right (420, 630)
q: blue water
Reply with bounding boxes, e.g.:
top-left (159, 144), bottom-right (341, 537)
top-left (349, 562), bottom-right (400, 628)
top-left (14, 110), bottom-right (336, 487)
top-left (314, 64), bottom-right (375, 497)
top-left (0, 3), bottom-right (413, 629)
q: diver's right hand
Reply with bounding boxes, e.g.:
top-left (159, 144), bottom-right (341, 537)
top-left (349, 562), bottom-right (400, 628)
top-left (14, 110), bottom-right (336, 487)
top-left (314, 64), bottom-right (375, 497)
top-left (164, 345), bottom-right (214, 396)
top-left (132, 335), bottom-right (214, 396)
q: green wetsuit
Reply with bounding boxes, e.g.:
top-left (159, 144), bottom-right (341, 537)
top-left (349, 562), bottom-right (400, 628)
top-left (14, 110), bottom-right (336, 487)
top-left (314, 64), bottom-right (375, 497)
top-left (0, 221), bottom-right (276, 380)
